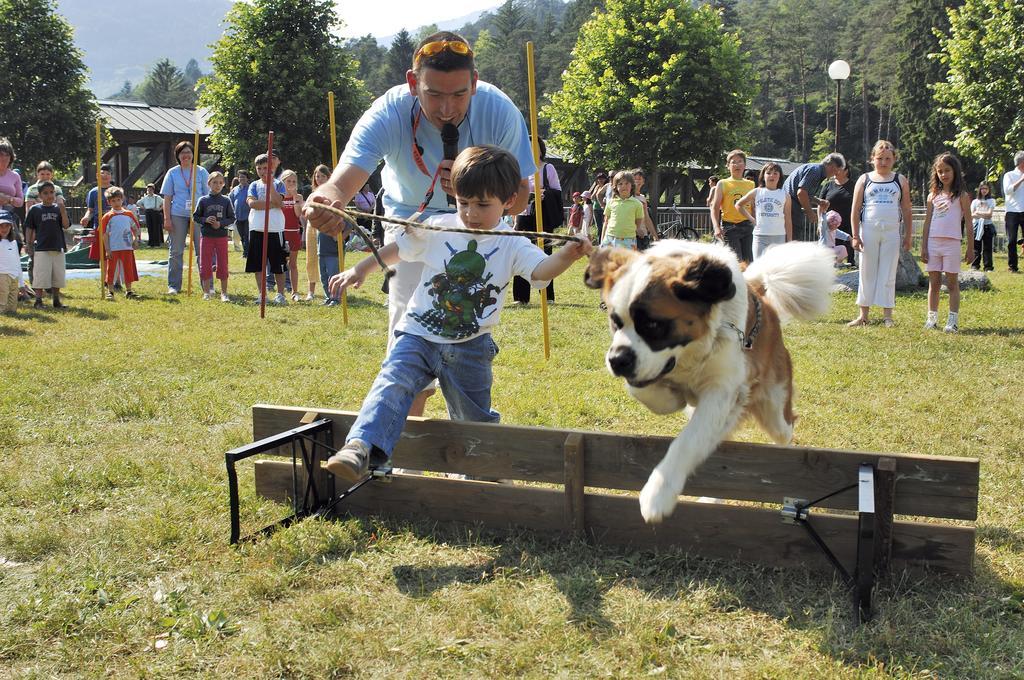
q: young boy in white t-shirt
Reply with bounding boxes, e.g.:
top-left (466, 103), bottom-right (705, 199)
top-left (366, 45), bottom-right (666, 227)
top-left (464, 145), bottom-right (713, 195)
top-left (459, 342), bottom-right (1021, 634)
top-left (324, 145), bottom-right (592, 481)
top-left (245, 152), bottom-right (288, 304)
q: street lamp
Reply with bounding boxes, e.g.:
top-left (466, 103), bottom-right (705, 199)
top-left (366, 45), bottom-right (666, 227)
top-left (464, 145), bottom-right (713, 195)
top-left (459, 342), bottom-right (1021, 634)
top-left (828, 59), bottom-right (850, 152)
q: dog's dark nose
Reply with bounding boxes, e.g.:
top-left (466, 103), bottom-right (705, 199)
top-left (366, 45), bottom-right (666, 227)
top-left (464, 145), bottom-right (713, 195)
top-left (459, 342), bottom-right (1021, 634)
top-left (608, 347), bottom-right (636, 377)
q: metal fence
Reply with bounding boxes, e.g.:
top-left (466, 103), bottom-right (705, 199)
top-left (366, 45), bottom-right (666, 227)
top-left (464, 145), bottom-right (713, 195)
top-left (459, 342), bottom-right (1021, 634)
top-left (608, 205), bottom-right (1013, 250)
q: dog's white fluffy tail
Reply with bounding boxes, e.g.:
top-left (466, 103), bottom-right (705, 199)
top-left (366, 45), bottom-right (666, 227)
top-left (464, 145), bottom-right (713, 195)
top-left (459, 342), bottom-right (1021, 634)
top-left (743, 241), bottom-right (835, 323)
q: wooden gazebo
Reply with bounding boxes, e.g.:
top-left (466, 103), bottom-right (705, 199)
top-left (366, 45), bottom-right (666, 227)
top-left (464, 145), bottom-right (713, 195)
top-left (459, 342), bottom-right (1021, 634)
top-left (83, 100), bottom-right (217, 188)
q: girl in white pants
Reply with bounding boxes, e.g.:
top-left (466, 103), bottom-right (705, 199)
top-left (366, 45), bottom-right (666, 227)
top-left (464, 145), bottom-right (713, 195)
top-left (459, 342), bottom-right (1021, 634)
top-left (848, 141), bottom-right (913, 327)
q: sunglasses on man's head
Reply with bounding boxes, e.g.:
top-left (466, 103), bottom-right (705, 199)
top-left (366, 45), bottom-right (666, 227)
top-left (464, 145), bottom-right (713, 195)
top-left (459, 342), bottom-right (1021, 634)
top-left (414, 40), bottom-right (473, 66)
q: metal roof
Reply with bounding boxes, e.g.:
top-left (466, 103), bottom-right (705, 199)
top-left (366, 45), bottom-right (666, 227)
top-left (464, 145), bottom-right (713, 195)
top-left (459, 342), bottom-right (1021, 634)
top-left (745, 156), bottom-right (805, 176)
top-left (96, 100), bottom-right (213, 136)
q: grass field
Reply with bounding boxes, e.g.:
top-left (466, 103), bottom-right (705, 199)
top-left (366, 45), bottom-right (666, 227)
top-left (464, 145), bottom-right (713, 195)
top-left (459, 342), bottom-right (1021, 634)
top-left (1, 245), bottom-right (1023, 678)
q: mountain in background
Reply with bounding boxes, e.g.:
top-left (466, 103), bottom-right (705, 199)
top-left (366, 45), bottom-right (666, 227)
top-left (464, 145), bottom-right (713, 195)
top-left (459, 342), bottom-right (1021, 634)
top-left (374, 5), bottom-right (498, 46)
top-left (57, 0), bottom-right (503, 99)
top-left (55, 0), bottom-right (233, 98)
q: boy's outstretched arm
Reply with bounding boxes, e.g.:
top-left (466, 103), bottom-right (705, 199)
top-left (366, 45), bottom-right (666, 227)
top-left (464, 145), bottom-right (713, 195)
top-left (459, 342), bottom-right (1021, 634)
top-left (530, 237), bottom-right (593, 281)
top-left (328, 242), bottom-right (401, 298)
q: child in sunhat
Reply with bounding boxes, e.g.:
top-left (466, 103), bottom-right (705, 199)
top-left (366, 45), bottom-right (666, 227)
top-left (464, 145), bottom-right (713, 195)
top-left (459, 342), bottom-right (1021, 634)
top-left (0, 211), bottom-right (24, 312)
top-left (567, 191), bottom-right (584, 237)
top-left (818, 208), bottom-right (852, 265)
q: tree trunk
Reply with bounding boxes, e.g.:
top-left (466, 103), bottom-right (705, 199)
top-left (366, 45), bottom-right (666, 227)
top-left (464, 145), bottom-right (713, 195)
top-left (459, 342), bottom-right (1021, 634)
top-left (648, 167), bottom-right (661, 214)
top-left (862, 79), bottom-right (870, 170)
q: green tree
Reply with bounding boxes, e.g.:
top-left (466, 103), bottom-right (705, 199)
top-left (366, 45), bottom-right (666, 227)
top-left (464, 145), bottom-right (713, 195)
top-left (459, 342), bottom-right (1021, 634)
top-left (891, 0), bottom-right (963, 193)
top-left (415, 24), bottom-right (440, 44)
top-left (199, 0), bottom-right (368, 174)
top-left (0, 0), bottom-right (97, 171)
top-left (384, 29), bottom-right (416, 87)
top-left (345, 34), bottom-right (389, 98)
top-left (480, 1), bottom-right (531, 110)
top-left (934, 0), bottom-right (1024, 174)
top-left (139, 59), bottom-right (195, 107)
top-left (544, 0), bottom-right (753, 206)
top-left (108, 80), bottom-right (135, 100)
top-left (183, 59), bottom-right (204, 86)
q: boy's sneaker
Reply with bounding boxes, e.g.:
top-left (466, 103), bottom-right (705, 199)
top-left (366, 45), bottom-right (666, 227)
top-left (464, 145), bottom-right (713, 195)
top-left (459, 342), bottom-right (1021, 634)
top-left (33, 298), bottom-right (44, 309)
top-left (325, 439), bottom-right (371, 483)
top-left (167, 287), bottom-right (179, 295)
top-left (202, 292), bottom-right (211, 300)
top-left (220, 293), bottom-right (230, 302)
top-left (125, 290), bottom-right (138, 299)
top-left (105, 290), bottom-right (114, 300)
top-left (924, 311), bottom-right (939, 330)
top-left (943, 322), bottom-right (959, 333)
top-left (273, 292), bottom-right (287, 305)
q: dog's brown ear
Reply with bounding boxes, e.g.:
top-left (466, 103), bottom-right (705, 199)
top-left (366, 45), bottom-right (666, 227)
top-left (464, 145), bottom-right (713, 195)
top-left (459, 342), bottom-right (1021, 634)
top-left (671, 255), bottom-right (736, 304)
top-left (584, 247), bottom-right (637, 290)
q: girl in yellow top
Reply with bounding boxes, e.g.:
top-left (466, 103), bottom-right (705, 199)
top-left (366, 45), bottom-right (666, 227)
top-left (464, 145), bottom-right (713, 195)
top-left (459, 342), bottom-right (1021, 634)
top-left (600, 171), bottom-right (645, 249)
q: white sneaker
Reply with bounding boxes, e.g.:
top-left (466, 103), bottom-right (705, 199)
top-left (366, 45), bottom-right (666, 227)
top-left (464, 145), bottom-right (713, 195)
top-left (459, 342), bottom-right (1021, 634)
top-left (202, 292), bottom-right (211, 300)
top-left (166, 287), bottom-right (179, 295)
top-left (325, 439), bottom-right (370, 483)
top-left (943, 322), bottom-right (959, 333)
top-left (273, 292), bottom-right (287, 305)
top-left (254, 295), bottom-right (264, 305)
top-left (220, 293), bottom-right (230, 302)
top-left (923, 318), bottom-right (938, 330)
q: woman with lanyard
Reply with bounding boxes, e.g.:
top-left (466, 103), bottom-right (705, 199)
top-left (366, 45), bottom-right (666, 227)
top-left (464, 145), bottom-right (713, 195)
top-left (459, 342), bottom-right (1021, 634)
top-left (161, 141), bottom-right (209, 294)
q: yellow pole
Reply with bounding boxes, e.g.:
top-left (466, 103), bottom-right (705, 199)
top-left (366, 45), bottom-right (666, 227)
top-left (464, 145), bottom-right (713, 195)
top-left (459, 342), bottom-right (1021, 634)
top-left (185, 129), bottom-right (199, 295)
top-left (95, 120), bottom-right (105, 298)
top-left (526, 42), bottom-right (551, 360)
top-left (329, 91), bottom-right (348, 324)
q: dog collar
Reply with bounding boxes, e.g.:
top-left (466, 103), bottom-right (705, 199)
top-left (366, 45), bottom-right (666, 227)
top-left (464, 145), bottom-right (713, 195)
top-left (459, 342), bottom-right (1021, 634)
top-left (723, 293), bottom-right (762, 351)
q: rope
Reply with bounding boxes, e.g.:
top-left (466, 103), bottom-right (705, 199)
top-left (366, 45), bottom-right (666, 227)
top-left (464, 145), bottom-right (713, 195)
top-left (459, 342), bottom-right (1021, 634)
top-left (307, 202), bottom-right (586, 245)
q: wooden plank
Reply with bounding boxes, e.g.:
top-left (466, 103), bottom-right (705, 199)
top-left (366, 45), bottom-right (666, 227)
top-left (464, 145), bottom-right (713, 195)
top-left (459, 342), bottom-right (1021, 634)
top-left (254, 460), bottom-right (974, 575)
top-left (874, 458), bottom-right (897, 574)
top-left (252, 405), bottom-right (979, 520)
top-left (563, 433), bottom-right (585, 537)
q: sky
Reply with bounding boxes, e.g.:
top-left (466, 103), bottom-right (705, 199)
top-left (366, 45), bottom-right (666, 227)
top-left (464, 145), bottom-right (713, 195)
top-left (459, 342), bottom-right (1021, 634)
top-left (333, 0), bottom-right (498, 39)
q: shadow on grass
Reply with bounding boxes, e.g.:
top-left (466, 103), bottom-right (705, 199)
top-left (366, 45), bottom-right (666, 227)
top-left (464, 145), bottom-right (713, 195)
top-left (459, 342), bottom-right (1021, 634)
top-left (48, 306), bottom-right (114, 321)
top-left (387, 522), bottom-right (615, 631)
top-left (957, 327), bottom-right (1022, 337)
top-left (0, 324), bottom-right (30, 336)
top-left (978, 525), bottom-right (1024, 553)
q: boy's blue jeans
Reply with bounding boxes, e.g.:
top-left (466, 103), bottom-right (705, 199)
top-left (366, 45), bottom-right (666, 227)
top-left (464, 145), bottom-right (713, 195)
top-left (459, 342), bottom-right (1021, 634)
top-left (347, 332), bottom-right (500, 459)
top-left (319, 254), bottom-right (339, 301)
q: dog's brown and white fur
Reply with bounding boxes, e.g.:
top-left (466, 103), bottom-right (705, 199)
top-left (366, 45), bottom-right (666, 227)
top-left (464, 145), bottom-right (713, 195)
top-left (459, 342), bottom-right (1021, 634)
top-left (585, 239), bottom-right (834, 523)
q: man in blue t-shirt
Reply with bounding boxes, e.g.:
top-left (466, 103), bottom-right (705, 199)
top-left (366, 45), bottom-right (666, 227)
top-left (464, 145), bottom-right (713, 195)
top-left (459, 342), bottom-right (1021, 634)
top-left (782, 152), bottom-right (845, 240)
top-left (305, 30), bottom-right (536, 417)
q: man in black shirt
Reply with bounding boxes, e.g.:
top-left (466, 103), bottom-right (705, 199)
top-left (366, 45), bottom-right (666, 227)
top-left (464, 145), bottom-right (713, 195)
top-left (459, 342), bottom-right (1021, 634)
top-left (818, 164), bottom-right (855, 265)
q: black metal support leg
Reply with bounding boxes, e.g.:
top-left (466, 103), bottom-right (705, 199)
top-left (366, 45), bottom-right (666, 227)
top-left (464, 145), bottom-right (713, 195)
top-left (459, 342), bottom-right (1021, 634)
top-left (855, 463), bottom-right (876, 623)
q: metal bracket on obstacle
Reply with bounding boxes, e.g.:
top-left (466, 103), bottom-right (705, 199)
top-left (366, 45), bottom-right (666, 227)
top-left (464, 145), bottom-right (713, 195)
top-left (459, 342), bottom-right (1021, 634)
top-left (780, 460), bottom-right (895, 625)
top-left (225, 417), bottom-right (393, 545)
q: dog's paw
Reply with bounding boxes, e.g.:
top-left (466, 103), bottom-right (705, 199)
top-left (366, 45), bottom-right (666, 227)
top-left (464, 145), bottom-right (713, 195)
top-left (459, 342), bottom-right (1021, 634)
top-left (639, 470), bottom-right (679, 524)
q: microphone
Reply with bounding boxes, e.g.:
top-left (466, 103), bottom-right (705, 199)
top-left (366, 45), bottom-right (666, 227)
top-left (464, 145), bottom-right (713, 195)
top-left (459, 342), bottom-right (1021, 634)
top-left (441, 123), bottom-right (459, 205)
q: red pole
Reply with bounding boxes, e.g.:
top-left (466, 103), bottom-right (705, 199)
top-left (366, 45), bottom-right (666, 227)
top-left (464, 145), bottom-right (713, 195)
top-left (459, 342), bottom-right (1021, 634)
top-left (259, 131), bottom-right (274, 319)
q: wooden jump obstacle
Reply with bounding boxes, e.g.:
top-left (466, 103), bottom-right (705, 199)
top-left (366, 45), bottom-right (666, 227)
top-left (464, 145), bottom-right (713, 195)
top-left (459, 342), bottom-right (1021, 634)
top-left (227, 404), bottom-right (979, 623)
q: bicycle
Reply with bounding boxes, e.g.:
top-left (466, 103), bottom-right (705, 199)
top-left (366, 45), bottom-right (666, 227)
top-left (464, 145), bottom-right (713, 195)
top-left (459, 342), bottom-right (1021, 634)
top-left (656, 206), bottom-right (704, 242)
